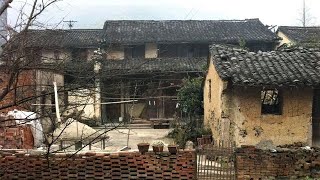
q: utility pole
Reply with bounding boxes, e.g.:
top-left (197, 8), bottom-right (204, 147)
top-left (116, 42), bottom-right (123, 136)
top-left (302, 0), bottom-right (306, 27)
top-left (63, 20), bottom-right (77, 29)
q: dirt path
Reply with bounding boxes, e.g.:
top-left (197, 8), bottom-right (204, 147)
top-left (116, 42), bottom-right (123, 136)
top-left (102, 128), bottom-right (173, 152)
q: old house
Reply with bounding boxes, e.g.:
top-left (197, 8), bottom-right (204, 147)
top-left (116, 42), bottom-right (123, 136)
top-left (99, 19), bottom-right (279, 123)
top-left (277, 26), bottom-right (320, 47)
top-left (0, 29), bottom-right (102, 131)
top-left (204, 45), bottom-right (320, 147)
top-left (5, 19), bottom-right (279, 125)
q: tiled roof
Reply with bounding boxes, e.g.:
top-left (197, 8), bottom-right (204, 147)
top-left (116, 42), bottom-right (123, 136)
top-left (278, 26), bottom-right (320, 44)
top-left (102, 19), bottom-right (278, 44)
top-left (210, 45), bottom-right (320, 87)
top-left (12, 29), bottom-right (103, 48)
top-left (100, 57), bottom-right (206, 76)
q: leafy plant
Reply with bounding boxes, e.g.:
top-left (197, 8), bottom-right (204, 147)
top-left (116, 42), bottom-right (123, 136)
top-left (177, 77), bottom-right (203, 116)
top-left (152, 140), bottom-right (164, 146)
top-left (238, 38), bottom-right (246, 49)
top-left (167, 120), bottom-right (212, 148)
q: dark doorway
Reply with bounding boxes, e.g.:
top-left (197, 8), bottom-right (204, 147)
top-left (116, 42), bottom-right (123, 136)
top-left (312, 89), bottom-right (320, 146)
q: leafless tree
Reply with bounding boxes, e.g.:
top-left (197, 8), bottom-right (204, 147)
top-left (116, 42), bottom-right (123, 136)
top-left (0, 0), bottom-right (122, 163)
top-left (298, 0), bottom-right (315, 27)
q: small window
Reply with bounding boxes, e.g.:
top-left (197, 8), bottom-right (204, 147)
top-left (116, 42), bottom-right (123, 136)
top-left (261, 89), bottom-right (282, 115)
top-left (51, 94), bottom-right (56, 113)
top-left (124, 46), bottom-right (133, 59)
top-left (132, 45), bottom-right (145, 58)
top-left (54, 50), bottom-right (60, 60)
top-left (124, 45), bottom-right (145, 59)
top-left (208, 79), bottom-right (212, 103)
top-left (72, 49), bottom-right (88, 61)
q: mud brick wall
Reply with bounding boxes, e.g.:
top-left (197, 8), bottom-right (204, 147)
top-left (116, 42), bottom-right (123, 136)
top-left (0, 150), bottom-right (196, 179)
top-left (236, 146), bottom-right (320, 179)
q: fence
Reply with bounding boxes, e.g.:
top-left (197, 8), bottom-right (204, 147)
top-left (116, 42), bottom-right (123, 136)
top-left (0, 151), bottom-right (196, 179)
top-left (197, 138), bottom-right (236, 180)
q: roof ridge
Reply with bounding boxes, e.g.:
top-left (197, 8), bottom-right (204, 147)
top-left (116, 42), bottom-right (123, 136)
top-left (104, 19), bottom-right (260, 23)
top-left (209, 44), bottom-right (320, 87)
top-left (279, 26), bottom-right (320, 29)
top-left (28, 29), bottom-right (102, 31)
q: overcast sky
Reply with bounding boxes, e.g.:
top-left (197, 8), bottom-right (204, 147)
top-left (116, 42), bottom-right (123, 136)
top-left (8, 0), bottom-right (320, 29)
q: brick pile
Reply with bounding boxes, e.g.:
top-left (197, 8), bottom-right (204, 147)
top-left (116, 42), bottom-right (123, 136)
top-left (0, 126), bottom-right (34, 149)
top-left (236, 146), bottom-right (320, 179)
top-left (0, 115), bottom-right (34, 149)
top-left (0, 151), bottom-right (196, 179)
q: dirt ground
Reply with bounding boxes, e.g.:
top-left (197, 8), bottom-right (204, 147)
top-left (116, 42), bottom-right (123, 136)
top-left (49, 127), bottom-right (173, 153)
top-left (102, 128), bottom-right (173, 152)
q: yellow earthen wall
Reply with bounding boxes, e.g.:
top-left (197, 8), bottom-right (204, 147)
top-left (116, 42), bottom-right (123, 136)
top-left (277, 31), bottom-right (295, 47)
top-left (229, 87), bottom-right (313, 147)
top-left (67, 89), bottom-right (96, 118)
top-left (145, 43), bottom-right (158, 58)
top-left (204, 60), bottom-right (228, 140)
top-left (106, 46), bottom-right (124, 60)
top-left (41, 49), bottom-right (71, 62)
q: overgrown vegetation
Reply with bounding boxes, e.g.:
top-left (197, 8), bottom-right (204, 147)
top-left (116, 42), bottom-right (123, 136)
top-left (167, 120), bottom-right (211, 148)
top-left (167, 77), bottom-right (211, 148)
top-left (177, 77), bottom-right (203, 116)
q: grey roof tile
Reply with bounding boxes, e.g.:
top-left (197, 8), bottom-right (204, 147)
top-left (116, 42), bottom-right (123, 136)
top-left (101, 57), bottom-right (206, 76)
top-left (103, 19), bottom-right (278, 44)
top-left (12, 29), bottom-right (103, 48)
top-left (210, 45), bottom-right (320, 87)
top-left (278, 26), bottom-right (320, 44)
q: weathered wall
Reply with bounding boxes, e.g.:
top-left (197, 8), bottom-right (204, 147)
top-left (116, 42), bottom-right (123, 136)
top-left (87, 49), bottom-right (96, 61)
top-left (67, 89), bottom-right (95, 119)
top-left (128, 103), bottom-right (146, 118)
top-left (230, 87), bottom-right (313, 147)
top-left (35, 70), bottom-right (64, 132)
top-left (236, 146), bottom-right (320, 179)
top-left (36, 70), bottom-right (64, 88)
top-left (106, 46), bottom-right (124, 60)
top-left (204, 60), bottom-right (229, 140)
top-left (0, 69), bottom-right (36, 112)
top-left (41, 49), bottom-right (72, 63)
top-left (0, 151), bottom-right (196, 179)
top-left (277, 31), bottom-right (295, 47)
top-left (0, 125), bottom-right (34, 149)
top-left (145, 43), bottom-right (158, 58)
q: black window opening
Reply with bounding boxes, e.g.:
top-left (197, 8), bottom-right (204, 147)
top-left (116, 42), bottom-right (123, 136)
top-left (54, 50), bottom-right (60, 60)
top-left (261, 89), bottom-right (282, 115)
top-left (71, 49), bottom-right (88, 62)
top-left (208, 79), bottom-right (211, 103)
top-left (124, 45), bottom-right (145, 59)
top-left (26, 48), bottom-right (41, 64)
top-left (158, 44), bottom-right (208, 58)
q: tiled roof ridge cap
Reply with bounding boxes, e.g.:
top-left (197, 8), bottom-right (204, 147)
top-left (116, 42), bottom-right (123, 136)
top-left (210, 44), bottom-right (248, 53)
top-left (279, 26), bottom-right (320, 29)
top-left (104, 18), bottom-right (260, 23)
top-left (211, 44), bottom-right (320, 55)
top-left (29, 29), bottom-right (101, 31)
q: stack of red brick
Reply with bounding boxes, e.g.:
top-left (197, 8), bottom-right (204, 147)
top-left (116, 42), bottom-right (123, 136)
top-left (0, 151), bottom-right (196, 179)
top-left (0, 116), bottom-right (34, 149)
top-left (236, 146), bottom-right (320, 179)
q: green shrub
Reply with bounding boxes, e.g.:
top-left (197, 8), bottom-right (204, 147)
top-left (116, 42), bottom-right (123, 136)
top-left (167, 120), bottom-right (212, 148)
top-left (177, 77), bottom-right (203, 116)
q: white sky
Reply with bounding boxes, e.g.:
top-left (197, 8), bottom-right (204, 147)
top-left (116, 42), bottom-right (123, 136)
top-left (7, 0), bottom-right (320, 29)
